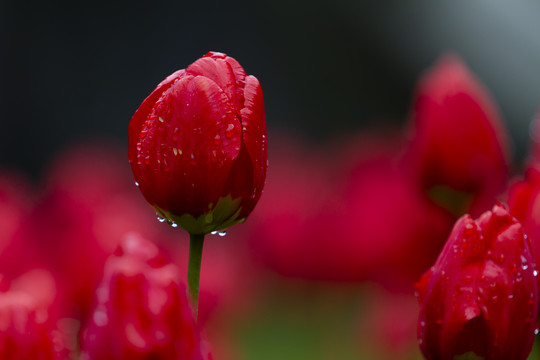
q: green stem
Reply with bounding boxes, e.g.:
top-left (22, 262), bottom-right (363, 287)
top-left (187, 232), bottom-right (205, 322)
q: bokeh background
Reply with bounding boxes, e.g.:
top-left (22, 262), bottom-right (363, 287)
top-left (1, 0), bottom-right (540, 178)
top-left (2, 1), bottom-right (540, 359)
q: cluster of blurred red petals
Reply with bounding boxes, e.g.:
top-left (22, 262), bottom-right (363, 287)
top-left (415, 203), bottom-right (538, 359)
top-left (128, 51), bottom-right (267, 235)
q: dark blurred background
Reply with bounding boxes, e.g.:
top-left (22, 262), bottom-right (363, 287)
top-left (1, 0), bottom-right (540, 179)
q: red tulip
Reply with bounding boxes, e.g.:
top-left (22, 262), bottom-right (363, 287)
top-left (80, 233), bottom-right (204, 359)
top-left (405, 55), bottom-right (510, 216)
top-left (0, 271), bottom-right (68, 360)
top-left (249, 132), bottom-right (453, 284)
top-left (415, 203), bottom-right (538, 360)
top-left (128, 51), bottom-right (267, 235)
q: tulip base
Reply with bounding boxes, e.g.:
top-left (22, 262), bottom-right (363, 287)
top-left (187, 233), bottom-right (205, 322)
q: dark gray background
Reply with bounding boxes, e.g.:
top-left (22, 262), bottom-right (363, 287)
top-left (1, 0), bottom-right (539, 179)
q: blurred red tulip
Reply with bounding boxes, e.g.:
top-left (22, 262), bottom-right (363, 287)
top-left (0, 270), bottom-right (68, 359)
top-left (0, 142), bottom-right (169, 319)
top-left (129, 51), bottom-right (267, 235)
top-left (415, 203), bottom-right (538, 360)
top-left (249, 133), bottom-right (453, 285)
top-left (80, 233), bottom-right (204, 360)
top-left (405, 55), bottom-right (510, 216)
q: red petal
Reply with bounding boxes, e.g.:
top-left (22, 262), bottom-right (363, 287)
top-left (187, 56), bottom-right (246, 111)
top-left (239, 75), bottom-right (267, 218)
top-left (128, 70), bottom-right (186, 164)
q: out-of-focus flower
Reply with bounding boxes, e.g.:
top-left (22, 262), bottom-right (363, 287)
top-left (415, 203), bottom-right (538, 360)
top-left (128, 51), bottom-right (267, 235)
top-left (0, 270), bottom-right (68, 360)
top-left (0, 142), bottom-right (167, 319)
top-left (405, 55), bottom-right (510, 216)
top-left (80, 233), bottom-right (204, 360)
top-left (249, 133), bottom-right (453, 285)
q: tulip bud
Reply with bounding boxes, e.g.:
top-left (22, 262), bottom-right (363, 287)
top-left (128, 51), bottom-right (267, 235)
top-left (415, 203), bottom-right (538, 360)
top-left (80, 233), bottom-right (203, 360)
top-left (406, 55), bottom-right (509, 216)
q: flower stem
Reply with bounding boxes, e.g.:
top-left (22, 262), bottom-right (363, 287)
top-left (187, 232), bottom-right (205, 322)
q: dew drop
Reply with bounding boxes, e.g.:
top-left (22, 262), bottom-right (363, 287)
top-left (156, 214), bottom-right (166, 223)
top-left (210, 231), bottom-right (218, 235)
top-left (93, 310), bottom-right (108, 327)
top-left (134, 181), bottom-right (139, 187)
top-left (225, 123), bottom-right (235, 138)
top-left (534, 270), bottom-right (538, 277)
top-left (521, 255), bottom-right (529, 270)
top-left (171, 222), bottom-right (178, 228)
top-left (218, 231), bottom-right (227, 237)
top-left (535, 328), bottom-right (539, 335)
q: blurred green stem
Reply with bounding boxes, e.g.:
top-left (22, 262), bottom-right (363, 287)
top-left (187, 233), bottom-right (205, 322)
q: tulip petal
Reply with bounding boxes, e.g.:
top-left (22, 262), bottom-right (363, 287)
top-left (187, 55), bottom-right (246, 111)
top-left (239, 75), bottom-right (267, 218)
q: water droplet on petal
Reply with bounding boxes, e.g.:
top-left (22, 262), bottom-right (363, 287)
top-left (535, 327), bottom-right (539, 335)
top-left (225, 123), bottom-right (235, 138)
top-left (156, 214), bottom-right (166, 223)
top-left (534, 270), bottom-right (538, 277)
top-left (210, 231), bottom-right (218, 235)
top-left (93, 310), bottom-right (108, 327)
top-left (218, 231), bottom-right (227, 237)
top-left (521, 255), bottom-right (529, 270)
top-left (134, 181), bottom-right (139, 187)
